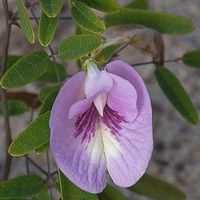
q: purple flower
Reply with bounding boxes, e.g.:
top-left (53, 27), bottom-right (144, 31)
top-left (50, 60), bottom-right (153, 193)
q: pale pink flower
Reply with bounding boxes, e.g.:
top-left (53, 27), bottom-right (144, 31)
top-left (50, 60), bottom-right (153, 193)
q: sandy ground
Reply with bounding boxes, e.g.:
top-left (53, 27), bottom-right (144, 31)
top-left (0, 0), bottom-right (200, 199)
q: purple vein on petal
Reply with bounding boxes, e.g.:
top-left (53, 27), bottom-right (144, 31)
top-left (73, 103), bottom-right (130, 151)
top-left (102, 105), bottom-right (129, 138)
top-left (74, 104), bottom-right (99, 145)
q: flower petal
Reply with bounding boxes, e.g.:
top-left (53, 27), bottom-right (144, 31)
top-left (68, 94), bottom-right (98, 119)
top-left (106, 60), bottom-right (151, 115)
top-left (50, 72), bottom-right (85, 126)
top-left (50, 73), bottom-right (107, 193)
top-left (104, 61), bottom-right (153, 187)
top-left (107, 73), bottom-right (138, 122)
top-left (85, 70), bottom-right (113, 98)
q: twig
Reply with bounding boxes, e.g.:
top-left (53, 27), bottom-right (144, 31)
top-left (49, 53), bottom-right (60, 58)
top-left (48, 46), bottom-right (61, 87)
top-left (50, 169), bottom-right (58, 176)
top-left (26, 157), bottom-right (48, 176)
top-left (30, 7), bottom-right (39, 25)
top-left (131, 57), bottom-right (183, 67)
top-left (46, 150), bottom-right (53, 199)
top-left (1, 0), bottom-right (12, 181)
top-left (30, 7), bottom-right (62, 87)
top-left (1, 1), bottom-right (11, 77)
top-left (25, 155), bottom-right (30, 174)
top-left (107, 40), bottom-right (132, 63)
top-left (164, 57), bottom-right (182, 63)
top-left (29, 98), bottom-right (37, 123)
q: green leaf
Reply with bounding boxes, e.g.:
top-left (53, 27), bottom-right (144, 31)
top-left (0, 198), bottom-right (26, 200)
top-left (39, 12), bottom-right (59, 46)
top-left (0, 100), bottom-right (27, 116)
top-left (0, 55), bottom-right (21, 70)
top-left (102, 45), bottom-right (120, 61)
top-left (74, 25), bottom-right (93, 35)
top-left (0, 56), bottom-right (66, 83)
top-left (76, 0), bottom-right (121, 13)
top-left (39, 85), bottom-right (60, 101)
top-left (95, 45), bottom-right (120, 62)
top-left (68, 0), bottom-right (73, 8)
top-left (74, 25), bottom-right (83, 35)
top-left (9, 111), bottom-right (51, 156)
top-left (38, 90), bottom-right (58, 116)
top-left (71, 1), bottom-right (105, 34)
top-left (34, 141), bottom-right (50, 154)
top-left (129, 174), bottom-right (186, 200)
top-left (0, 175), bottom-right (43, 198)
top-left (1, 57), bottom-right (65, 83)
top-left (183, 49), bottom-right (200, 69)
top-left (39, 0), bottom-right (62, 17)
top-left (32, 185), bottom-right (51, 200)
top-left (98, 184), bottom-right (128, 200)
top-left (17, 0), bottom-right (35, 44)
top-left (0, 57), bottom-right (65, 86)
top-left (124, 0), bottom-right (148, 10)
top-left (37, 62), bottom-right (66, 83)
top-left (1, 50), bottom-right (51, 89)
top-left (35, 191), bottom-right (51, 200)
top-left (59, 34), bottom-right (103, 61)
top-left (58, 168), bottom-right (99, 200)
top-left (155, 67), bottom-right (199, 125)
top-left (105, 9), bottom-right (194, 34)
top-left (54, 176), bottom-right (61, 193)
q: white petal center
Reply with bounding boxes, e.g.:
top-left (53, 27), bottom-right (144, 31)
top-left (85, 61), bottom-right (107, 116)
top-left (87, 61), bottom-right (100, 78)
top-left (94, 93), bottom-right (107, 116)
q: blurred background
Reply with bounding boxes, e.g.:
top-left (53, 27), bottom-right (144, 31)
top-left (0, 0), bottom-right (200, 199)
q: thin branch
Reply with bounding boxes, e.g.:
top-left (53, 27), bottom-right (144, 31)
top-left (164, 57), bottom-right (182, 63)
top-left (48, 46), bottom-right (61, 87)
top-left (1, 1), bottom-right (11, 77)
top-left (50, 169), bottom-right (58, 176)
top-left (26, 156), bottom-right (48, 176)
top-left (49, 53), bottom-right (60, 58)
top-left (107, 40), bottom-right (132, 63)
top-left (46, 150), bottom-right (53, 199)
top-left (131, 57), bottom-right (183, 67)
top-left (1, 0), bottom-right (12, 181)
top-left (131, 61), bottom-right (155, 67)
top-left (29, 98), bottom-right (37, 123)
top-left (30, 7), bottom-right (62, 87)
top-left (1, 88), bottom-right (12, 181)
top-left (30, 7), bottom-right (39, 25)
top-left (25, 155), bottom-right (30, 174)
